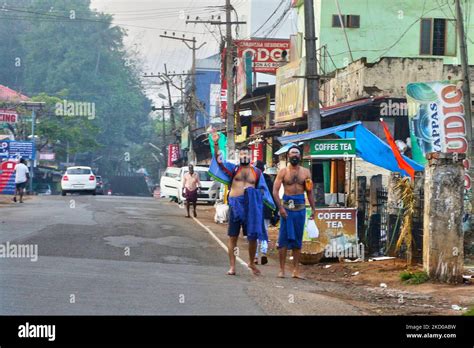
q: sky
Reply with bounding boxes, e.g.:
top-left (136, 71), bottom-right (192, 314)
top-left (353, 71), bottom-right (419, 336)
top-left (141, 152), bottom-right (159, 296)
top-left (90, 0), bottom-right (297, 104)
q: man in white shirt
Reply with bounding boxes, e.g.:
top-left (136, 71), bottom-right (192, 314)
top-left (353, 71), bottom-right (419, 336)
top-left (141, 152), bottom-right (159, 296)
top-left (182, 164), bottom-right (201, 218)
top-left (14, 158), bottom-right (30, 203)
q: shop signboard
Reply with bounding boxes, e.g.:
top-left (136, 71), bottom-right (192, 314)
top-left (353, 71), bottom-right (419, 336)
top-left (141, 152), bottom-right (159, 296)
top-left (167, 144), bottom-right (180, 167)
top-left (275, 58), bottom-right (305, 122)
top-left (234, 39), bottom-right (290, 74)
top-left (307, 139), bottom-right (356, 158)
top-left (303, 207), bottom-right (359, 256)
top-left (407, 81), bottom-right (471, 230)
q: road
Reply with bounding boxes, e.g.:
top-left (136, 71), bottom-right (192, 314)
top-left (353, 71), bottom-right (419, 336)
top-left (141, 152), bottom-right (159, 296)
top-left (0, 195), bottom-right (364, 315)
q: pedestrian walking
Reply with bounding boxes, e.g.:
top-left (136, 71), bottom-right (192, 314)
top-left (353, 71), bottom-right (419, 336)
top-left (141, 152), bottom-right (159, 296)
top-left (13, 158), bottom-right (30, 204)
top-left (182, 164), bottom-right (201, 218)
top-left (272, 146), bottom-right (316, 279)
top-left (210, 132), bottom-right (275, 276)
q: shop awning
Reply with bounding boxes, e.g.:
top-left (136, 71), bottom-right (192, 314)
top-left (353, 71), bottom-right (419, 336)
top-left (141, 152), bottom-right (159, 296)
top-left (274, 142), bottom-right (304, 155)
top-left (277, 121), bottom-right (424, 177)
top-left (277, 121), bottom-right (361, 145)
top-left (320, 96), bottom-right (386, 118)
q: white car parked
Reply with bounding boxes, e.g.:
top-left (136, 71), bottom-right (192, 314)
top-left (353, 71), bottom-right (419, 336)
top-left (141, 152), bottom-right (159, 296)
top-left (159, 166), bottom-right (220, 204)
top-left (159, 167), bottom-right (181, 200)
top-left (61, 166), bottom-right (97, 196)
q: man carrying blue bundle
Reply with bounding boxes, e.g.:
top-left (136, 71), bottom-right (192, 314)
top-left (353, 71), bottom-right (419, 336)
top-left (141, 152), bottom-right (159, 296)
top-left (210, 132), bottom-right (275, 276)
top-left (273, 145), bottom-right (316, 279)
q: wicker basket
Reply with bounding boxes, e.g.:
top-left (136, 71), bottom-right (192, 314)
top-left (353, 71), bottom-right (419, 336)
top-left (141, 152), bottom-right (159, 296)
top-left (300, 241), bottom-right (324, 264)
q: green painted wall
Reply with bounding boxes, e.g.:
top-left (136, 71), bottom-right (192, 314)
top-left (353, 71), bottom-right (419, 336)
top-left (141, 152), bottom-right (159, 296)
top-left (296, 0), bottom-right (474, 72)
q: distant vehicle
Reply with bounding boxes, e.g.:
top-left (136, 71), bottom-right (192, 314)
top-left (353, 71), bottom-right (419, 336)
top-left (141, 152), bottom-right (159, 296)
top-left (36, 183), bottom-right (52, 195)
top-left (95, 175), bottom-right (105, 195)
top-left (160, 167), bottom-right (181, 201)
top-left (61, 166), bottom-right (97, 196)
top-left (177, 166), bottom-right (219, 205)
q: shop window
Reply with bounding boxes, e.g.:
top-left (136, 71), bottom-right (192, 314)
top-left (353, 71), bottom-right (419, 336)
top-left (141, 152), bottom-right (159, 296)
top-left (420, 18), bottom-right (457, 56)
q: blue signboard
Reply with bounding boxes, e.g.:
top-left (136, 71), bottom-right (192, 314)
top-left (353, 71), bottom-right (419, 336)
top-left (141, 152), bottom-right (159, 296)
top-left (0, 141), bottom-right (36, 160)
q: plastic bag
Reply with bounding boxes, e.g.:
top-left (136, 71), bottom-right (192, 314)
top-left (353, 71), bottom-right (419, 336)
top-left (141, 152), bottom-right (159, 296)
top-left (214, 203), bottom-right (229, 224)
top-left (307, 219), bottom-right (319, 239)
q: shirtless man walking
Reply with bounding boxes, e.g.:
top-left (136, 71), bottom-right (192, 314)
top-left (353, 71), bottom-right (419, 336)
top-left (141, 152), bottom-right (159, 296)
top-left (273, 145), bottom-right (316, 279)
top-left (182, 164), bottom-right (201, 218)
top-left (210, 133), bottom-right (275, 276)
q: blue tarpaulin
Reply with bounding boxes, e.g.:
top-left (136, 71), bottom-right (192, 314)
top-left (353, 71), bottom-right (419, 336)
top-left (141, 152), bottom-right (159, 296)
top-left (277, 122), bottom-right (424, 177)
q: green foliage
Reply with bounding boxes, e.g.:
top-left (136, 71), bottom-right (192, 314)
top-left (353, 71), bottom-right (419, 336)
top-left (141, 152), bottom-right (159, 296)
top-left (463, 307), bottom-right (474, 316)
top-left (400, 271), bottom-right (430, 284)
top-left (0, 0), bottom-right (153, 177)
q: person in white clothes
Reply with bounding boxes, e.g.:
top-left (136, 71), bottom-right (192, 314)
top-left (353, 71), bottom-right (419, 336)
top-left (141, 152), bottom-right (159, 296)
top-left (13, 158), bottom-right (30, 203)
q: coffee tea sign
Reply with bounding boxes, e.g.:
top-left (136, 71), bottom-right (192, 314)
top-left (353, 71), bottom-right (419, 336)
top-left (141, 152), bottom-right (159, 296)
top-left (309, 139), bottom-right (356, 157)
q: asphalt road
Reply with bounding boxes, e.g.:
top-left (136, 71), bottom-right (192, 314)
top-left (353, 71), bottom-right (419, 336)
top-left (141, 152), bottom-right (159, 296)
top-left (0, 195), bottom-right (363, 315)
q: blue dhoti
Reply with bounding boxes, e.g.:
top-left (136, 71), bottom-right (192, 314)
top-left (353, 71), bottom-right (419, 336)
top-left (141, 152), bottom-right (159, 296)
top-left (227, 187), bottom-right (266, 242)
top-left (278, 194), bottom-right (306, 250)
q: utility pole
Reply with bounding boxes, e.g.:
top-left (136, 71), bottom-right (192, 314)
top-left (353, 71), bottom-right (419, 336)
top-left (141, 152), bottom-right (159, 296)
top-left (455, 0), bottom-right (473, 147)
top-left (186, 3), bottom-right (246, 160)
top-left (304, 0), bottom-right (321, 131)
top-left (225, 0), bottom-right (235, 159)
top-left (144, 70), bottom-right (198, 130)
top-left (151, 104), bottom-right (173, 166)
top-left (164, 64), bottom-right (176, 131)
top-left (160, 33), bottom-right (206, 164)
top-left (455, 0), bottom-right (473, 231)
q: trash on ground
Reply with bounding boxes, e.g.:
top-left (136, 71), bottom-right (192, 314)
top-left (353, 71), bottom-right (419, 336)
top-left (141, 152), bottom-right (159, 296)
top-left (351, 271), bottom-right (360, 276)
top-left (344, 258), bottom-right (363, 263)
top-left (323, 265), bottom-right (331, 269)
top-left (451, 304), bottom-right (467, 311)
top-left (380, 283), bottom-right (388, 288)
top-left (368, 256), bottom-right (396, 262)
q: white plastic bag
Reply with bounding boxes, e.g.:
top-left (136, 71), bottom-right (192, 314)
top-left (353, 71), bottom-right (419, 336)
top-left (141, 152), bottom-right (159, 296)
top-left (214, 203), bottom-right (229, 224)
top-left (307, 219), bottom-right (319, 239)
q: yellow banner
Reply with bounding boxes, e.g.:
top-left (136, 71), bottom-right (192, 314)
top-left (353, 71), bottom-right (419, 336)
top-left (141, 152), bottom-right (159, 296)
top-left (275, 58), bottom-right (306, 123)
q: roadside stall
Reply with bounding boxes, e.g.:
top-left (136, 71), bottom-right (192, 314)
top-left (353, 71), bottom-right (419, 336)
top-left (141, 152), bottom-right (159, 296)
top-left (300, 137), bottom-right (359, 263)
top-left (277, 121), bottom-right (423, 264)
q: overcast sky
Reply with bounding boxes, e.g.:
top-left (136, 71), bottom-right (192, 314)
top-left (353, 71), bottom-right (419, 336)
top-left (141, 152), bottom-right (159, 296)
top-left (90, 0), bottom-right (296, 104)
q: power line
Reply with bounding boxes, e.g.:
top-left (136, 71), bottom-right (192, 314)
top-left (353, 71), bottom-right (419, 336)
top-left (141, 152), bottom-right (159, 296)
top-left (251, 0), bottom-right (285, 37)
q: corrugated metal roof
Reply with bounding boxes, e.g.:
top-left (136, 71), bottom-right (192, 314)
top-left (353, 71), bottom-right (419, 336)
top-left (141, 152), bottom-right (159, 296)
top-left (277, 121), bottom-right (362, 144)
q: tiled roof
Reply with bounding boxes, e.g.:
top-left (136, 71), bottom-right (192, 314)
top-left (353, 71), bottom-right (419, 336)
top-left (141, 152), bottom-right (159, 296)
top-left (0, 85), bottom-right (29, 102)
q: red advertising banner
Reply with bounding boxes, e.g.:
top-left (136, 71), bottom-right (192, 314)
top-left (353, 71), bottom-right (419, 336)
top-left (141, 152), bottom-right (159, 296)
top-left (234, 39), bottom-right (290, 74)
top-left (251, 124), bottom-right (264, 163)
top-left (0, 160), bottom-right (17, 195)
top-left (0, 109), bottom-right (18, 123)
top-left (167, 144), bottom-right (180, 167)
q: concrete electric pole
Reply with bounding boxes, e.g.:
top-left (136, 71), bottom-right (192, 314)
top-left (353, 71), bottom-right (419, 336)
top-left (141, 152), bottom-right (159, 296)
top-left (304, 0), bottom-right (322, 132)
top-left (160, 33), bottom-right (206, 164)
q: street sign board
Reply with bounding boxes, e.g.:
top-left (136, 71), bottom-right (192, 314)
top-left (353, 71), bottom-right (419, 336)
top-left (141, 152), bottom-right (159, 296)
top-left (0, 141), bottom-right (36, 160)
top-left (0, 160), bottom-right (17, 195)
top-left (308, 139), bottom-right (356, 157)
top-left (234, 39), bottom-right (290, 74)
top-left (0, 109), bottom-right (18, 123)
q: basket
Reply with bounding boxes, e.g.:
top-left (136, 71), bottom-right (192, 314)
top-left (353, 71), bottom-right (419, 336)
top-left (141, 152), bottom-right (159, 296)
top-left (300, 241), bottom-right (324, 265)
